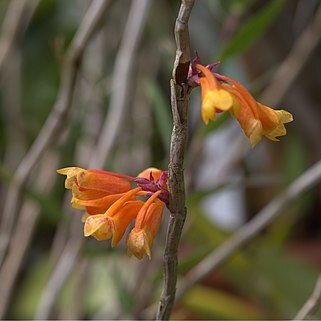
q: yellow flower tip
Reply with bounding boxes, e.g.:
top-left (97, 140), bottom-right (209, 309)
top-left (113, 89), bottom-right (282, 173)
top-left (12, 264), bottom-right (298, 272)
top-left (127, 229), bottom-right (152, 260)
top-left (277, 109), bottom-right (293, 124)
top-left (201, 89), bottom-right (239, 125)
top-left (215, 89), bottom-right (237, 111)
top-left (84, 214), bottom-right (113, 241)
top-left (255, 103), bottom-right (293, 143)
top-left (202, 93), bottom-right (216, 122)
top-left (56, 166), bottom-right (84, 176)
top-left (71, 197), bottom-right (85, 210)
top-left (56, 167), bottom-right (75, 175)
top-left (57, 167), bottom-right (86, 189)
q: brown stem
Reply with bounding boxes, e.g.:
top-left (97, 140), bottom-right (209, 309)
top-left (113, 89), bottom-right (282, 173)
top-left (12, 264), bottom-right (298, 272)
top-left (156, 1), bottom-right (195, 320)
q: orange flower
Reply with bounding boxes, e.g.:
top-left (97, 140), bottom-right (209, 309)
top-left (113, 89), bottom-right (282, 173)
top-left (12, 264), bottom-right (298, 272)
top-left (193, 62), bottom-right (293, 147)
top-left (220, 75), bottom-right (293, 146)
top-left (84, 188), bottom-right (143, 246)
top-left (127, 191), bottom-right (165, 260)
top-left (57, 167), bottom-right (133, 214)
top-left (58, 167), bottom-right (168, 259)
top-left (195, 64), bottom-right (240, 124)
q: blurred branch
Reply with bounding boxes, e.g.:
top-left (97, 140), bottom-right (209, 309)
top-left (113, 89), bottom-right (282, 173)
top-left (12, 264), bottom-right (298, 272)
top-left (2, 48), bottom-right (25, 170)
top-left (0, 0), bottom-right (111, 267)
top-left (89, 0), bottom-right (151, 169)
top-left (177, 158), bottom-right (321, 301)
top-left (0, 153), bottom-right (58, 319)
top-left (293, 273), bottom-right (321, 320)
top-left (0, 0), bottom-right (39, 75)
top-left (34, 238), bottom-right (83, 320)
top-left (261, 3), bottom-right (321, 105)
top-left (35, 1), bottom-right (151, 318)
top-left (156, 1), bottom-right (194, 320)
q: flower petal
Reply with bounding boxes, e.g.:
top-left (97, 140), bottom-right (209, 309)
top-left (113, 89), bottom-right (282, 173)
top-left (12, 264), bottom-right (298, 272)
top-left (71, 193), bottom-right (126, 215)
top-left (57, 167), bottom-right (85, 189)
top-left (111, 200), bottom-right (144, 247)
top-left (127, 196), bottom-right (165, 260)
top-left (71, 184), bottom-right (110, 201)
top-left (84, 214), bottom-right (112, 240)
top-left (127, 230), bottom-right (151, 260)
top-left (76, 170), bottom-right (132, 193)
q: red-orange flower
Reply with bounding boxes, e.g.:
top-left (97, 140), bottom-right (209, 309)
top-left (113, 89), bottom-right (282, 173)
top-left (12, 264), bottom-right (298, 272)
top-left (220, 74), bottom-right (293, 146)
top-left (194, 63), bottom-right (293, 146)
top-left (127, 191), bottom-right (165, 260)
top-left (84, 188), bottom-right (143, 246)
top-left (57, 167), bottom-right (134, 214)
top-left (57, 167), bottom-right (168, 259)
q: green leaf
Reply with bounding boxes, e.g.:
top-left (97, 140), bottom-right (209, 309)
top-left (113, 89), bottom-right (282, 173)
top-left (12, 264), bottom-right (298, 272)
top-left (145, 81), bottom-right (172, 148)
top-left (219, 0), bottom-right (287, 61)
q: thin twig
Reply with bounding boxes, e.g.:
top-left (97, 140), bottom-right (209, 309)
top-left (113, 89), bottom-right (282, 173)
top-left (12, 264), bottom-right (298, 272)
top-left (293, 273), bottom-right (321, 320)
top-left (176, 158), bottom-right (321, 301)
top-left (0, 0), bottom-right (111, 267)
top-left (156, 1), bottom-right (195, 320)
top-left (89, 0), bottom-right (151, 169)
top-left (0, 0), bottom-right (39, 75)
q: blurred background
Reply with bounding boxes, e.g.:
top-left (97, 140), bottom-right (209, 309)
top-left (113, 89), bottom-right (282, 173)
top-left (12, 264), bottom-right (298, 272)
top-left (0, 0), bottom-right (320, 319)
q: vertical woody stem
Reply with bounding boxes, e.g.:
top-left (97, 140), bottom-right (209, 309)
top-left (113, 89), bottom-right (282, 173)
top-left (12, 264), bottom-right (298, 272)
top-left (156, 0), bottom-right (194, 320)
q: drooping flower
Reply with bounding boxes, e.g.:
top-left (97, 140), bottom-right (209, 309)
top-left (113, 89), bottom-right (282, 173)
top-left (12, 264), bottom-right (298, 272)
top-left (219, 74), bottom-right (293, 146)
top-left (57, 167), bottom-right (168, 259)
top-left (195, 64), bottom-right (240, 124)
top-left (127, 191), bottom-right (165, 259)
top-left (192, 60), bottom-right (293, 146)
top-left (84, 188), bottom-right (143, 246)
top-left (57, 167), bottom-right (134, 214)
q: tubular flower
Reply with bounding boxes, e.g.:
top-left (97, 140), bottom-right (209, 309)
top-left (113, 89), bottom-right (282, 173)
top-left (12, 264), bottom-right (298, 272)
top-left (84, 188), bottom-right (143, 246)
top-left (56, 167), bottom-right (134, 214)
top-left (127, 191), bottom-right (165, 260)
top-left (195, 64), bottom-right (240, 124)
top-left (192, 60), bottom-right (293, 146)
top-left (57, 167), bottom-right (168, 259)
top-left (219, 74), bottom-right (293, 146)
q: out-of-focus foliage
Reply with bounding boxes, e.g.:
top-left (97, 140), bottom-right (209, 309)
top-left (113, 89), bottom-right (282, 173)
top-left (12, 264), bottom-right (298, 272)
top-left (0, 0), bottom-right (321, 319)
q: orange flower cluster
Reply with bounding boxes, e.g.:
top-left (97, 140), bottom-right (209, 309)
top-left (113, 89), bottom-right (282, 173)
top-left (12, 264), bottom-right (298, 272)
top-left (57, 167), bottom-right (168, 259)
top-left (194, 63), bottom-right (293, 146)
top-left (57, 57), bottom-right (294, 262)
